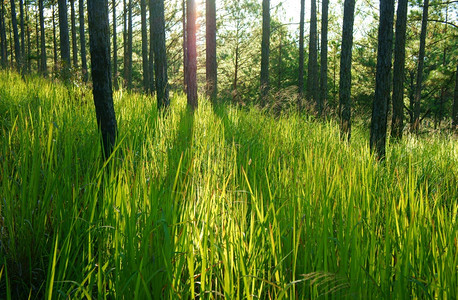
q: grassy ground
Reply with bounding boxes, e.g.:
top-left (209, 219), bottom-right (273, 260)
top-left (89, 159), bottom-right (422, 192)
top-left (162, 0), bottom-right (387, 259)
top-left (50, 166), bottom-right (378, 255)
top-left (0, 71), bottom-right (457, 299)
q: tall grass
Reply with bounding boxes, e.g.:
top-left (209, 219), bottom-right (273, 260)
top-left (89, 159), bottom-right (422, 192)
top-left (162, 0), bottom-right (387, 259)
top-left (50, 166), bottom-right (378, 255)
top-left (0, 70), bottom-right (457, 299)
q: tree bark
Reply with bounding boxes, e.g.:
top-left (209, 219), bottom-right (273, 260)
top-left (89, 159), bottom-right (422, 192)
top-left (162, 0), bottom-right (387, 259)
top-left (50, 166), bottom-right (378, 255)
top-left (70, 0), bottom-right (78, 67)
top-left (148, 0), bottom-right (154, 93)
top-left (186, 0), bottom-right (197, 109)
top-left (58, 0), bottom-right (71, 75)
top-left (319, 0), bottom-right (329, 117)
top-left (298, 0), bottom-right (305, 106)
top-left (452, 63), bottom-right (458, 129)
top-left (39, 0), bottom-right (47, 75)
top-left (10, 0), bottom-right (21, 71)
top-left (338, 0), bottom-right (356, 140)
top-left (206, 0), bottom-right (217, 103)
top-left (123, 0), bottom-right (127, 86)
top-left (0, 1), bottom-right (7, 68)
top-left (370, 0), bottom-right (395, 159)
top-left (182, 0), bottom-right (187, 91)
top-left (19, 0), bottom-right (25, 67)
top-left (79, 0), bottom-right (88, 82)
top-left (112, 0), bottom-right (118, 88)
top-left (307, 0), bottom-right (319, 112)
top-left (152, 0), bottom-right (169, 108)
top-left (391, 0), bottom-right (408, 139)
top-left (126, 0), bottom-right (132, 89)
top-left (260, 0), bottom-right (270, 106)
top-left (87, 0), bottom-right (118, 159)
top-left (412, 0), bottom-right (429, 132)
top-left (141, 0), bottom-right (149, 92)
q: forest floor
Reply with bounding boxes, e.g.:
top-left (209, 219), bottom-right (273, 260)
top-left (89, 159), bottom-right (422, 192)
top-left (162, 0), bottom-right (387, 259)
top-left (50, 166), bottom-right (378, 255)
top-left (0, 71), bottom-right (457, 299)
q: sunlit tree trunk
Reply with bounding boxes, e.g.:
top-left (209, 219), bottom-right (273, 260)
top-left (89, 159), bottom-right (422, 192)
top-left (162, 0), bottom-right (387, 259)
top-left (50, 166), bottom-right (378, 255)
top-left (182, 0), bottom-right (187, 91)
top-left (319, 0), bottom-right (328, 117)
top-left (79, 0), bottom-right (88, 82)
top-left (39, 0), bottom-right (47, 75)
top-left (148, 0), bottom-right (155, 93)
top-left (87, 0), bottom-right (117, 159)
top-left (260, 0), bottom-right (270, 106)
top-left (412, 0), bottom-right (429, 132)
top-left (391, 0), bottom-right (408, 139)
top-left (186, 0), bottom-right (197, 109)
top-left (370, 0), bottom-right (394, 159)
top-left (338, 0), bottom-right (356, 140)
top-left (206, 0), bottom-right (217, 102)
top-left (141, 0), bottom-right (149, 92)
top-left (307, 0), bottom-right (318, 112)
top-left (298, 0), bottom-right (305, 107)
top-left (152, 0), bottom-right (169, 108)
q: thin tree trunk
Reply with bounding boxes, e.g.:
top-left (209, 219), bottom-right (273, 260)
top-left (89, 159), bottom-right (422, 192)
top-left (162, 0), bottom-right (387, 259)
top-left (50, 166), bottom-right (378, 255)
top-left (123, 0), bottom-right (127, 86)
top-left (79, 0), bottom-right (88, 82)
top-left (39, 0), bottom-right (47, 75)
top-left (87, 0), bottom-right (117, 159)
top-left (0, 1), bottom-right (7, 68)
top-left (206, 0), bottom-right (217, 102)
top-left (58, 0), bottom-right (71, 77)
top-left (152, 0), bottom-right (169, 108)
top-left (148, 0), bottom-right (154, 93)
top-left (10, 0), bottom-right (21, 71)
top-left (35, 4), bottom-right (39, 71)
top-left (8, 19), bottom-right (13, 66)
top-left (52, 2), bottom-right (58, 73)
top-left (112, 0), bottom-right (118, 88)
top-left (186, 0), bottom-right (197, 109)
top-left (319, 0), bottom-right (329, 117)
top-left (141, 0), bottom-right (149, 92)
top-left (452, 63), bottom-right (458, 129)
top-left (339, 0), bottom-right (356, 140)
top-left (19, 0), bottom-right (25, 67)
top-left (260, 0), bottom-right (270, 106)
top-left (370, 0), bottom-right (395, 159)
top-left (412, 0), bottom-right (429, 132)
top-left (391, 0), bottom-right (408, 139)
top-left (307, 0), bottom-right (318, 112)
top-left (127, 0), bottom-right (132, 89)
top-left (298, 0), bottom-right (305, 106)
top-left (182, 0), bottom-right (187, 91)
top-left (26, 0), bottom-right (30, 72)
top-left (70, 0), bottom-right (78, 67)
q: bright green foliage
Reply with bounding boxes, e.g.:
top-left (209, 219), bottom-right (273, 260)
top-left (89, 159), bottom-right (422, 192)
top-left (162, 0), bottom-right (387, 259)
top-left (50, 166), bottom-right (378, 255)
top-left (0, 71), bottom-right (457, 299)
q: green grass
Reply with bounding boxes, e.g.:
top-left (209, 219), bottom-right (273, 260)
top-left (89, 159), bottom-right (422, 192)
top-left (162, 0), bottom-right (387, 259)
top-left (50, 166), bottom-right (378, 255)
top-left (0, 70), bottom-right (457, 299)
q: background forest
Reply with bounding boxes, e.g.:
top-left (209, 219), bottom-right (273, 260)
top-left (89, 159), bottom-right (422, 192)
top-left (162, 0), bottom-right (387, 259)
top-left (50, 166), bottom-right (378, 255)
top-left (0, 0), bottom-right (457, 299)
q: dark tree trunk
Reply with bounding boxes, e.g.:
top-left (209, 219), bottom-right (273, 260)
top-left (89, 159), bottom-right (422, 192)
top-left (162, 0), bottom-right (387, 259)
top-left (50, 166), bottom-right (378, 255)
top-left (70, 0), bottom-right (77, 67)
top-left (52, 3), bottom-right (58, 73)
top-left (0, 1), bottom-right (7, 68)
top-left (370, 0), bottom-right (394, 160)
top-left (148, 0), bottom-right (154, 93)
top-left (391, 0), bottom-right (408, 139)
top-left (25, 0), bottom-right (30, 72)
top-left (58, 0), bottom-right (71, 74)
top-left (298, 0), bottom-right (305, 106)
top-left (123, 0), bottom-right (127, 86)
top-left (126, 0), bottom-right (132, 89)
top-left (319, 0), bottom-right (329, 117)
top-left (152, 0), bottom-right (169, 108)
top-left (412, 0), bottom-right (429, 132)
top-left (87, 0), bottom-right (118, 159)
top-left (141, 0), bottom-right (149, 92)
top-left (182, 0), bottom-right (187, 90)
top-left (112, 0), bottom-right (118, 88)
top-left (338, 0), bottom-right (356, 140)
top-left (19, 0), bottom-right (25, 66)
top-left (79, 0), bottom-right (88, 82)
top-left (186, 0), bottom-right (197, 109)
top-left (39, 0), bottom-right (47, 75)
top-left (307, 0), bottom-right (318, 112)
top-left (206, 0), bottom-right (217, 102)
top-left (10, 0), bottom-right (21, 71)
top-left (452, 63), bottom-right (458, 129)
top-left (260, 0), bottom-right (270, 106)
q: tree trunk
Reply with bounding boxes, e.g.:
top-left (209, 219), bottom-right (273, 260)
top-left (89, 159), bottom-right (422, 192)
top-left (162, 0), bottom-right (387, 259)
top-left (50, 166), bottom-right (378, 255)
top-left (35, 3), bottom-right (39, 71)
top-left (19, 0), bottom-right (25, 67)
top-left (298, 0), bottom-right (305, 106)
top-left (10, 0), bottom-right (21, 71)
top-left (70, 0), bottom-right (77, 67)
top-left (39, 0), bottom-right (47, 75)
top-left (182, 0), bottom-right (187, 91)
top-left (206, 0), bottom-right (217, 103)
top-left (52, 3), bottom-right (58, 73)
top-left (79, 0), bottom-right (88, 82)
top-left (58, 0), bottom-right (71, 75)
top-left (338, 0), bottom-right (356, 140)
top-left (307, 0), bottom-right (318, 112)
top-left (370, 0), bottom-right (394, 160)
top-left (152, 0), bottom-right (169, 108)
top-left (260, 0), bottom-right (270, 106)
top-left (123, 0), bottom-right (127, 86)
top-left (412, 0), bottom-right (429, 132)
top-left (127, 0), bottom-right (132, 89)
top-left (25, 0), bottom-right (30, 72)
top-left (186, 0), bottom-right (197, 109)
top-left (319, 0), bottom-right (329, 117)
top-left (452, 63), bottom-right (458, 129)
top-left (148, 0), bottom-right (154, 93)
top-left (0, 1), bottom-right (7, 68)
top-left (112, 0), bottom-right (118, 88)
top-left (141, 0), bottom-right (149, 92)
top-left (87, 0), bottom-right (117, 159)
top-left (391, 0), bottom-right (408, 139)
